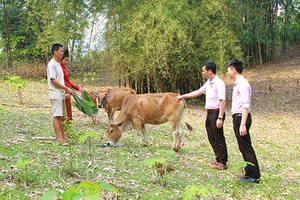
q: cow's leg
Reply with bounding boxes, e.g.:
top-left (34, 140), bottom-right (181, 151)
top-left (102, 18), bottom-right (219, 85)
top-left (83, 115), bottom-right (87, 125)
top-left (176, 122), bottom-right (183, 150)
top-left (108, 108), bottom-right (114, 123)
top-left (92, 114), bottom-right (96, 124)
top-left (171, 120), bottom-right (183, 152)
top-left (133, 119), bottom-right (143, 147)
top-left (142, 124), bottom-right (148, 146)
top-left (95, 113), bottom-right (99, 124)
top-left (110, 109), bottom-right (115, 123)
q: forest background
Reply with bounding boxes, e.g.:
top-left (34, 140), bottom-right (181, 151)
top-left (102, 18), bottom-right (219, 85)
top-left (1, 1), bottom-right (300, 199)
top-left (0, 0), bottom-right (300, 93)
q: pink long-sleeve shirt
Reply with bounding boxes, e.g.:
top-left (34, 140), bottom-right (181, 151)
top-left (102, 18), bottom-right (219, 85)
top-left (199, 75), bottom-right (226, 109)
top-left (231, 75), bottom-right (252, 114)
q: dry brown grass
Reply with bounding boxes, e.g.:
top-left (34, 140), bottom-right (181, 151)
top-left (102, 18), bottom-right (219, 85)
top-left (0, 56), bottom-right (300, 199)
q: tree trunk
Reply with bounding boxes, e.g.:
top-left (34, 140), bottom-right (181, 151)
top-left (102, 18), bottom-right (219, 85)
top-left (3, 0), bottom-right (12, 69)
top-left (283, 0), bottom-right (290, 60)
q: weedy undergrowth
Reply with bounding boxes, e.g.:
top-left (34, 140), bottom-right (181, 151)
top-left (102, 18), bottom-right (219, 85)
top-left (62, 121), bottom-right (78, 175)
top-left (77, 131), bottom-right (101, 164)
top-left (15, 158), bottom-right (34, 186)
top-left (143, 149), bottom-right (176, 187)
top-left (8, 75), bottom-right (28, 104)
top-left (38, 181), bottom-right (120, 200)
top-left (183, 184), bottom-right (221, 199)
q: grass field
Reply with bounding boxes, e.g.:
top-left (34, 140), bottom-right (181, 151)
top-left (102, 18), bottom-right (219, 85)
top-left (0, 57), bottom-right (300, 199)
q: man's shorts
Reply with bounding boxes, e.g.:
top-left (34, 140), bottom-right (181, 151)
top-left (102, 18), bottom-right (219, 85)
top-left (50, 99), bottom-right (67, 117)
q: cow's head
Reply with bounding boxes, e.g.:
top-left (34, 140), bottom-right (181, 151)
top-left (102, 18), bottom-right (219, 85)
top-left (107, 122), bottom-right (124, 146)
top-left (97, 92), bottom-right (109, 108)
top-left (98, 92), bottom-right (107, 108)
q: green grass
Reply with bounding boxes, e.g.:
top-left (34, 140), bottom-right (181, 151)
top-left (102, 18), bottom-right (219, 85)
top-left (0, 73), bottom-right (300, 200)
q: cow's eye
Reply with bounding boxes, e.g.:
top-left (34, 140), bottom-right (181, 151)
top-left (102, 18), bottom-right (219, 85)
top-left (110, 129), bottom-right (113, 133)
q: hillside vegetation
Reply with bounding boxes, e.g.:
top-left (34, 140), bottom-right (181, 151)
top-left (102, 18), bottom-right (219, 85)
top-left (0, 56), bottom-right (299, 199)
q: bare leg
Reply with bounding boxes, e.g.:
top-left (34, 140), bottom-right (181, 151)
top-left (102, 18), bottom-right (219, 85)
top-left (62, 117), bottom-right (69, 141)
top-left (53, 117), bottom-right (63, 142)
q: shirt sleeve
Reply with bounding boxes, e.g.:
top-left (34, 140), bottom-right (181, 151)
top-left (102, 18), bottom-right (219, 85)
top-left (240, 81), bottom-right (251, 109)
top-left (199, 81), bottom-right (207, 94)
top-left (69, 82), bottom-right (80, 91)
top-left (217, 80), bottom-right (226, 100)
top-left (62, 65), bottom-right (80, 91)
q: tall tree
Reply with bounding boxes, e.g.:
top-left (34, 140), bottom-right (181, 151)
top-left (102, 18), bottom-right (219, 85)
top-left (103, 0), bottom-right (242, 93)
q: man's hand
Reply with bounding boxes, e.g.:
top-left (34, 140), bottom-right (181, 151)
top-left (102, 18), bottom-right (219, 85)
top-left (216, 119), bottom-right (223, 129)
top-left (66, 88), bottom-right (73, 95)
top-left (174, 95), bottom-right (183, 102)
top-left (239, 124), bottom-right (247, 136)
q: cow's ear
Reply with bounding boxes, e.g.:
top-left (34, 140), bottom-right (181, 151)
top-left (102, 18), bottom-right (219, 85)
top-left (116, 122), bottom-right (124, 127)
top-left (110, 123), bottom-right (117, 128)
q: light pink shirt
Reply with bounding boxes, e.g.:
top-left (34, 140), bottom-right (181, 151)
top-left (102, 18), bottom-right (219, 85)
top-left (199, 75), bottom-right (226, 109)
top-left (231, 75), bottom-right (251, 114)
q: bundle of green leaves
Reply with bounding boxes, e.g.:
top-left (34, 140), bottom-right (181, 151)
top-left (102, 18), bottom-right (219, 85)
top-left (73, 91), bottom-right (98, 116)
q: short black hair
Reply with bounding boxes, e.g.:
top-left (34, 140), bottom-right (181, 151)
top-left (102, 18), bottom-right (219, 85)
top-left (226, 59), bottom-right (243, 74)
top-left (62, 50), bottom-right (69, 60)
top-left (203, 61), bottom-right (217, 74)
top-left (51, 43), bottom-right (63, 55)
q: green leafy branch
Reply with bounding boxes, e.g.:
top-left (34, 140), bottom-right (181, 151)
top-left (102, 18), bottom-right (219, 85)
top-left (183, 185), bottom-right (221, 200)
top-left (39, 181), bottom-right (120, 200)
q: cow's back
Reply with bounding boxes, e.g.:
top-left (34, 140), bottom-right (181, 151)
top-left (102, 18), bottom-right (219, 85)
top-left (107, 87), bottom-right (136, 109)
top-left (117, 93), bottom-right (184, 125)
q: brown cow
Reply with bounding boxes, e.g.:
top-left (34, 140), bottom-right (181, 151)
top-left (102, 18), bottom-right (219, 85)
top-left (97, 87), bottom-right (136, 122)
top-left (106, 93), bottom-right (186, 151)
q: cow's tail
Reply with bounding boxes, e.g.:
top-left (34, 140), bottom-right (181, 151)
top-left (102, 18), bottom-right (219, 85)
top-left (182, 100), bottom-right (193, 132)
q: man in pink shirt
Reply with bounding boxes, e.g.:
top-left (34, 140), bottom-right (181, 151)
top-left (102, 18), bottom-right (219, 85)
top-left (227, 59), bottom-right (260, 183)
top-left (175, 61), bottom-right (228, 170)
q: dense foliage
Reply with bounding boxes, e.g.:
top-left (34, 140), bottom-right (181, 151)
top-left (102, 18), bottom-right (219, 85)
top-left (0, 0), bottom-right (299, 92)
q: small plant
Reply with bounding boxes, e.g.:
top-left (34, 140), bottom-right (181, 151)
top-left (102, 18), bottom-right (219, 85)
top-left (143, 149), bottom-right (176, 186)
top-left (16, 158), bottom-right (34, 185)
top-left (38, 181), bottom-right (120, 200)
top-left (78, 131), bottom-right (101, 163)
top-left (183, 184), bottom-right (221, 199)
top-left (8, 75), bottom-right (28, 104)
top-left (231, 160), bottom-right (254, 175)
top-left (61, 121), bottom-right (77, 175)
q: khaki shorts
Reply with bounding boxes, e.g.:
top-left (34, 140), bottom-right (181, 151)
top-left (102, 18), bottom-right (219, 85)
top-left (50, 99), bottom-right (67, 117)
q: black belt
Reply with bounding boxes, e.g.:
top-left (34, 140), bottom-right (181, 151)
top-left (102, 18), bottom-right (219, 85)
top-left (207, 109), bottom-right (219, 112)
top-left (232, 113), bottom-right (242, 117)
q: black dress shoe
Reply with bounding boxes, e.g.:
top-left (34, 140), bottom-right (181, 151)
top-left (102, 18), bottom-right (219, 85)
top-left (238, 175), bottom-right (260, 183)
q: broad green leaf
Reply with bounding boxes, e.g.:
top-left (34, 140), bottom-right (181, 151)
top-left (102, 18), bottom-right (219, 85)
top-left (80, 181), bottom-right (91, 190)
top-left (98, 181), bottom-right (120, 193)
top-left (62, 191), bottom-right (82, 200)
top-left (73, 91), bottom-right (97, 116)
top-left (38, 188), bottom-right (58, 200)
top-left (85, 194), bottom-right (100, 200)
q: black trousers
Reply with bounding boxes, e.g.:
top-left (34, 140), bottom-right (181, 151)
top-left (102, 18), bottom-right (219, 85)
top-left (206, 110), bottom-right (228, 164)
top-left (233, 113), bottom-right (260, 179)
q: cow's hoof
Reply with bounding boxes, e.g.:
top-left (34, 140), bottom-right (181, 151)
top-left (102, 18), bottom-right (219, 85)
top-left (173, 148), bottom-right (179, 152)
